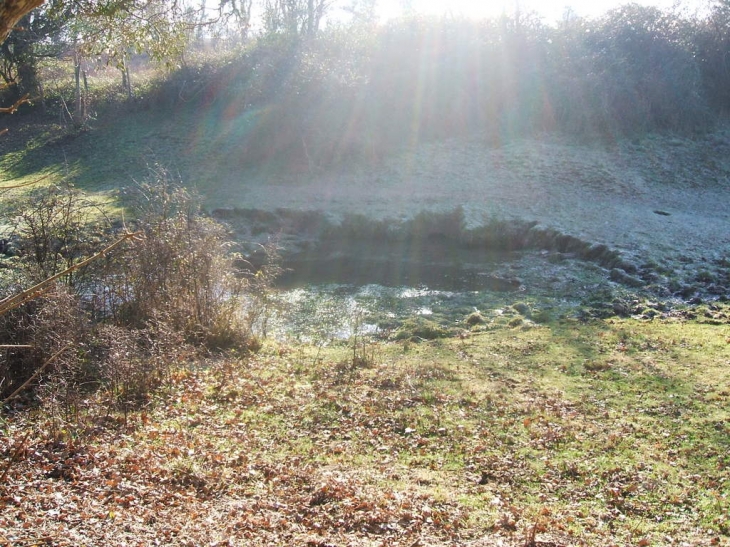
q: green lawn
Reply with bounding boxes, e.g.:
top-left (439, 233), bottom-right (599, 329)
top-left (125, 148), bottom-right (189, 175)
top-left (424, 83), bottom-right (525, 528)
top-left (2, 315), bottom-right (728, 546)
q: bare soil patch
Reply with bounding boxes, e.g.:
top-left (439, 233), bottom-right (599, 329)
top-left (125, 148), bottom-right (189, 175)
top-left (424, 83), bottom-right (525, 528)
top-left (209, 130), bottom-right (730, 292)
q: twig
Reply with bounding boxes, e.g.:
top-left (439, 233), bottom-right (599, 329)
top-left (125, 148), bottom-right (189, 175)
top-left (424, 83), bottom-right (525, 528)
top-left (0, 345), bottom-right (32, 348)
top-left (0, 429), bottom-right (32, 484)
top-left (0, 232), bottom-right (140, 316)
top-left (2, 344), bottom-right (71, 404)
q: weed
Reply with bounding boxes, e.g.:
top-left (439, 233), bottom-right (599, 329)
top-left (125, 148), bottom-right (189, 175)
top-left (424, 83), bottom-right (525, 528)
top-left (465, 311), bottom-right (485, 327)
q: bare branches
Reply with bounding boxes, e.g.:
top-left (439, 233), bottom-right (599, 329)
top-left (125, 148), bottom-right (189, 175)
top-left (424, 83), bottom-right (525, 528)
top-left (0, 231), bottom-right (140, 316)
top-left (0, 93), bottom-right (30, 137)
top-left (0, 429), bottom-right (31, 484)
top-left (0, 93), bottom-right (29, 114)
top-left (1, 343), bottom-right (71, 404)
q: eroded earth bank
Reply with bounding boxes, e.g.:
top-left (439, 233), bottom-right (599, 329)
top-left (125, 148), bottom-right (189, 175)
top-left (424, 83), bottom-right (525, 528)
top-left (208, 130), bottom-right (730, 331)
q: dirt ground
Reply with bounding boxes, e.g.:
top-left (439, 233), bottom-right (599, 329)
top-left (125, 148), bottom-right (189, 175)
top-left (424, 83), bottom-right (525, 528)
top-left (209, 129), bottom-right (730, 277)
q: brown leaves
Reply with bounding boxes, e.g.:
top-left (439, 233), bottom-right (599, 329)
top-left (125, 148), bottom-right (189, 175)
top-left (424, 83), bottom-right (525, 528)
top-left (2, 322), bottom-right (730, 546)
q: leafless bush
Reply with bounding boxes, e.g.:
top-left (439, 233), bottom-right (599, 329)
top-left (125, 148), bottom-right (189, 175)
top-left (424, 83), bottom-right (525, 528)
top-left (107, 167), bottom-right (262, 350)
top-left (92, 322), bottom-right (189, 406)
top-left (0, 285), bottom-right (86, 402)
top-left (8, 180), bottom-right (108, 288)
top-left (1, 166), bottom-right (277, 409)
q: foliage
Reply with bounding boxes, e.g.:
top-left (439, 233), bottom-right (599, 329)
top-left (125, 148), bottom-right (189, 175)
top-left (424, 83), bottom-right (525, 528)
top-left (0, 11), bottom-right (66, 100)
top-left (580, 5), bottom-right (709, 133)
top-left (57, 0), bottom-right (195, 65)
top-left (693, 0), bottom-right (730, 111)
top-left (169, 5), bottom-right (724, 171)
top-left (7, 2), bottom-right (730, 163)
top-left (0, 0), bottom-right (196, 121)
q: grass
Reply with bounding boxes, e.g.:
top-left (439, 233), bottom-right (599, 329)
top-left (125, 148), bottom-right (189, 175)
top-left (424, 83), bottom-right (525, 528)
top-left (1, 313), bottom-right (728, 545)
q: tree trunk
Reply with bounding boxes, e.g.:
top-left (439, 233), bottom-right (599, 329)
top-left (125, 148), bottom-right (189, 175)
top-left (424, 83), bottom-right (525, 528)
top-left (74, 55), bottom-right (81, 117)
top-left (120, 55), bottom-right (132, 98)
top-left (307, 0), bottom-right (314, 37)
top-left (0, 0), bottom-right (45, 45)
top-left (73, 50), bottom-right (87, 128)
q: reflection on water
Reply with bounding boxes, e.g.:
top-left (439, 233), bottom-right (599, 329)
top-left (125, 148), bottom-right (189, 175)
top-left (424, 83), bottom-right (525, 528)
top-left (264, 248), bottom-right (613, 341)
top-left (267, 281), bottom-right (509, 342)
top-left (277, 251), bottom-right (522, 293)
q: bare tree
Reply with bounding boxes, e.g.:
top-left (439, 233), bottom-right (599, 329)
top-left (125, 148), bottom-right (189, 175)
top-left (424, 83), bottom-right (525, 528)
top-left (263, 0), bottom-right (332, 38)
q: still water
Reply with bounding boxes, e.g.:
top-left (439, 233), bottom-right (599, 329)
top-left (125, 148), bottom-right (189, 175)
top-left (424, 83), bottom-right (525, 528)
top-left (263, 250), bottom-right (609, 341)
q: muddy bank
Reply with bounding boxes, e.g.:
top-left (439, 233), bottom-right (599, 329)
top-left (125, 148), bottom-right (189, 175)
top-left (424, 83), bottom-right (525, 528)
top-left (206, 131), bottom-right (730, 304)
top-left (213, 207), bottom-right (730, 302)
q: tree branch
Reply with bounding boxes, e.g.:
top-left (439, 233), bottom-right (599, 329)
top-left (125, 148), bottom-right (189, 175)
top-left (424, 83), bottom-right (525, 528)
top-left (0, 93), bottom-right (29, 114)
top-left (0, 231), bottom-right (141, 316)
top-left (0, 0), bottom-right (46, 44)
top-left (0, 172), bottom-right (52, 190)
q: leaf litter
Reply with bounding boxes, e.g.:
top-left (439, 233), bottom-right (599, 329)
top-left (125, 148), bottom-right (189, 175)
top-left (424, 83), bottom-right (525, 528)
top-left (1, 315), bottom-right (729, 546)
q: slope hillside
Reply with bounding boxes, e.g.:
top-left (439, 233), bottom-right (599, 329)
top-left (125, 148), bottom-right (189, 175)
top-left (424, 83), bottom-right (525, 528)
top-left (2, 109), bottom-right (729, 297)
top-left (205, 130), bottom-right (730, 296)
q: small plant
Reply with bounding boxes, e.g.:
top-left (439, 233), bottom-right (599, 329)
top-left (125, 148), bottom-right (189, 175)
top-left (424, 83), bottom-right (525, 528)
top-left (465, 311), bottom-right (485, 327)
top-left (348, 307), bottom-right (378, 368)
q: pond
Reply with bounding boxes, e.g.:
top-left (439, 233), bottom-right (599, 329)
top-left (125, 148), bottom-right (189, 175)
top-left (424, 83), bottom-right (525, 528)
top-left (265, 248), bottom-right (617, 342)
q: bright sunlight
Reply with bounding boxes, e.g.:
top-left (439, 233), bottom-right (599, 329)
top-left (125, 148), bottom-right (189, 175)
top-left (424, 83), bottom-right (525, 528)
top-left (376, 0), bottom-right (708, 21)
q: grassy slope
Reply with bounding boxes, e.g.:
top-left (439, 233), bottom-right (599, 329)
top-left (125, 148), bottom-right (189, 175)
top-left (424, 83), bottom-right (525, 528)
top-left (0, 100), bottom-right (266, 195)
top-left (2, 104), bottom-right (729, 283)
top-left (1, 314), bottom-right (729, 546)
top-left (2, 95), bottom-right (730, 546)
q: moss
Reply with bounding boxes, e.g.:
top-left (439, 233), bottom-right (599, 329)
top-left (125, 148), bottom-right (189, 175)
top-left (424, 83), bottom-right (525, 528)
top-left (465, 312), bottom-right (486, 327)
top-left (395, 318), bottom-right (453, 340)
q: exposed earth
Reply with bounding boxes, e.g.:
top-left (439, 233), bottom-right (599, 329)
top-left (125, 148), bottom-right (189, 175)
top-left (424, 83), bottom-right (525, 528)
top-left (207, 129), bottom-right (730, 302)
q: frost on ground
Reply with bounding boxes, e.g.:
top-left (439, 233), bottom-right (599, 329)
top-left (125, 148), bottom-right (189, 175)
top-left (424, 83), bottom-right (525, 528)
top-left (211, 130), bottom-right (730, 284)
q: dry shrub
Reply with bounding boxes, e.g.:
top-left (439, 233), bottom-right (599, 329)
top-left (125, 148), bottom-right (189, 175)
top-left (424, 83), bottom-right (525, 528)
top-left (1, 167), bottom-right (276, 408)
top-left (0, 285), bottom-right (86, 402)
top-left (8, 181), bottom-right (107, 287)
top-left (111, 167), bottom-right (260, 350)
top-left (92, 322), bottom-right (190, 405)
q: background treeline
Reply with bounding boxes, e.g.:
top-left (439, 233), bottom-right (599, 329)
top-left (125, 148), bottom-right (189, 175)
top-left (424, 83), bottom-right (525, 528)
top-left (183, 2), bottom-right (730, 166)
top-left (3, 1), bottom-right (730, 166)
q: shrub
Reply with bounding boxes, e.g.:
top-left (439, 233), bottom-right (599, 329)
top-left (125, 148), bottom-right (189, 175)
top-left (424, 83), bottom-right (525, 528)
top-left (104, 167), bottom-right (264, 350)
top-left (1, 167), bottom-right (275, 405)
top-left (8, 181), bottom-right (107, 287)
top-left (0, 285), bottom-right (86, 403)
